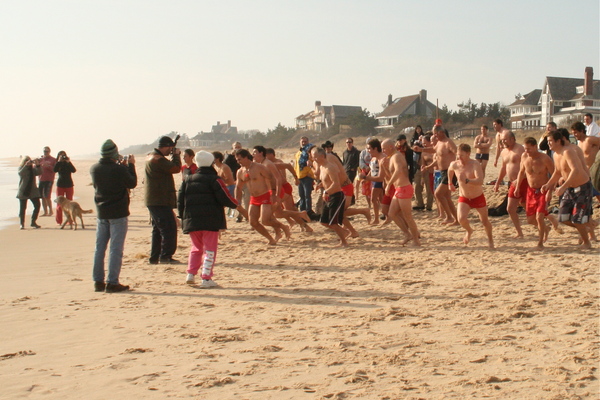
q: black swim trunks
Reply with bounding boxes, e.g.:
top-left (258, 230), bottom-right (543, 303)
top-left (475, 153), bottom-right (490, 161)
top-left (558, 180), bottom-right (593, 224)
top-left (320, 191), bottom-right (345, 226)
top-left (438, 169), bottom-right (458, 186)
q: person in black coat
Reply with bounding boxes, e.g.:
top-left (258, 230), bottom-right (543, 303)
top-left (177, 151), bottom-right (239, 288)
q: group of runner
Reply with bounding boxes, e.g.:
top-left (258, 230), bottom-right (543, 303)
top-left (221, 119), bottom-right (598, 250)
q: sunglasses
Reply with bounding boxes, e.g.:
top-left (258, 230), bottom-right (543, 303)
top-left (346, 141), bottom-right (353, 144)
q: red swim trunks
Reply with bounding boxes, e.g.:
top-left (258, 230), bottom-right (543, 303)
top-left (508, 179), bottom-right (529, 202)
top-left (341, 182), bottom-right (354, 197)
top-left (458, 193), bottom-right (487, 209)
top-left (394, 184), bottom-right (414, 200)
top-left (381, 184), bottom-right (395, 205)
top-left (526, 186), bottom-right (548, 217)
top-left (282, 182), bottom-right (293, 196)
top-left (250, 192), bottom-right (271, 206)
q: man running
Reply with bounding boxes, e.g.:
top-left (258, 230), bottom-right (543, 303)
top-left (235, 149), bottom-right (290, 245)
top-left (494, 131), bottom-right (526, 238)
top-left (448, 144), bottom-right (494, 248)
top-left (542, 131), bottom-right (594, 249)
top-left (514, 137), bottom-right (561, 250)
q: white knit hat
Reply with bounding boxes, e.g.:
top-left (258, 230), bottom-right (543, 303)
top-left (195, 151), bottom-right (214, 167)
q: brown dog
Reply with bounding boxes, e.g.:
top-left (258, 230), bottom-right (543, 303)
top-left (54, 196), bottom-right (93, 230)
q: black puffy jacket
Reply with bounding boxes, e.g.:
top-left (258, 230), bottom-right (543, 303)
top-left (177, 167), bottom-right (238, 234)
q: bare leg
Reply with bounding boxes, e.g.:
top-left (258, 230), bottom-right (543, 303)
top-left (249, 205), bottom-right (277, 245)
top-left (507, 197), bottom-right (523, 238)
top-left (535, 212), bottom-right (546, 250)
top-left (475, 206), bottom-right (495, 249)
top-left (396, 197), bottom-right (421, 246)
top-left (435, 184), bottom-right (457, 225)
top-left (370, 187), bottom-right (383, 224)
top-left (321, 222), bottom-right (349, 246)
top-left (457, 202), bottom-right (473, 245)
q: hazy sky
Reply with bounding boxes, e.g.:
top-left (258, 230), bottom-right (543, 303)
top-left (1, 0), bottom-right (599, 158)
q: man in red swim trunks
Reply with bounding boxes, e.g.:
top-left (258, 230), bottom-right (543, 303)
top-left (448, 144), bottom-right (495, 249)
top-left (387, 139), bottom-right (421, 246)
top-left (494, 130), bottom-right (526, 238)
top-left (235, 149), bottom-right (289, 245)
top-left (515, 137), bottom-right (562, 250)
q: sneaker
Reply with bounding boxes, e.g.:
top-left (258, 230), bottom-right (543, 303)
top-left (30, 223), bottom-right (41, 229)
top-left (148, 258), bottom-right (159, 265)
top-left (159, 257), bottom-right (182, 264)
top-left (186, 274), bottom-right (195, 284)
top-left (105, 283), bottom-right (130, 293)
top-left (94, 282), bottom-right (106, 292)
top-left (236, 216), bottom-right (243, 223)
top-left (19, 225), bottom-right (24, 230)
top-left (201, 279), bottom-right (218, 288)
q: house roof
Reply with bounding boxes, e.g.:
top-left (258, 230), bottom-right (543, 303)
top-left (509, 89), bottom-right (542, 107)
top-left (377, 94), bottom-right (437, 119)
top-left (331, 105), bottom-right (362, 118)
top-left (545, 77), bottom-right (600, 100)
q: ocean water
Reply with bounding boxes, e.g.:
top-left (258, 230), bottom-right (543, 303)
top-left (0, 161), bottom-right (18, 229)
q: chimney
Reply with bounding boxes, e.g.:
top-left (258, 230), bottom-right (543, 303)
top-left (388, 94), bottom-right (393, 106)
top-left (420, 89), bottom-right (427, 104)
top-left (584, 67), bottom-right (593, 96)
top-left (217, 121), bottom-right (220, 126)
top-left (227, 120), bottom-right (231, 128)
top-left (315, 101), bottom-right (321, 108)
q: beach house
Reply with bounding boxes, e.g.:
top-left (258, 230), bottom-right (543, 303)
top-left (295, 101), bottom-right (363, 132)
top-left (375, 89), bottom-right (437, 132)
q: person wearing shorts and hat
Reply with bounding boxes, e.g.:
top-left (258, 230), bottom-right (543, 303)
top-left (145, 136), bottom-right (182, 264)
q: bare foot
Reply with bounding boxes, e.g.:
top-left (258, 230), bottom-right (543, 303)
top-left (364, 211), bottom-right (372, 224)
top-left (300, 211), bottom-right (311, 223)
top-left (282, 224), bottom-right (291, 240)
top-left (533, 243), bottom-right (544, 251)
top-left (442, 218), bottom-right (456, 225)
top-left (370, 220), bottom-right (379, 226)
top-left (463, 228), bottom-right (473, 245)
top-left (303, 223), bottom-right (313, 233)
top-left (579, 242), bottom-right (592, 250)
top-left (543, 224), bottom-right (551, 243)
top-left (343, 229), bottom-right (352, 239)
top-left (337, 240), bottom-right (349, 247)
top-left (350, 230), bottom-right (359, 238)
top-left (514, 233), bottom-right (524, 239)
top-left (274, 230), bottom-right (282, 243)
top-left (268, 239), bottom-right (278, 245)
top-left (488, 241), bottom-right (495, 250)
top-left (400, 235), bottom-right (413, 245)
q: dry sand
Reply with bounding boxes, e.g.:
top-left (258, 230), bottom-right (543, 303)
top-left (0, 151), bottom-right (598, 399)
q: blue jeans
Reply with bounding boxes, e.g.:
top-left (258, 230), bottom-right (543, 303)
top-left (93, 217), bottom-right (128, 284)
top-left (298, 176), bottom-right (314, 213)
top-left (147, 206), bottom-right (178, 261)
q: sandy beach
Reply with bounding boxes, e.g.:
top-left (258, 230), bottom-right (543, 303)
top-left (0, 150), bottom-right (598, 399)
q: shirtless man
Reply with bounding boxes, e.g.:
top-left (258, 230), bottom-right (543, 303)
top-left (494, 131), bottom-right (526, 238)
top-left (376, 139), bottom-right (410, 235)
top-left (432, 126), bottom-right (458, 225)
top-left (265, 148), bottom-right (313, 232)
top-left (388, 140), bottom-right (421, 246)
top-left (252, 146), bottom-right (306, 232)
top-left (235, 149), bottom-right (289, 245)
top-left (363, 138), bottom-right (386, 224)
top-left (515, 137), bottom-right (561, 250)
top-left (312, 147), bottom-right (349, 247)
top-left (572, 121), bottom-right (600, 211)
top-left (572, 121), bottom-right (600, 171)
top-left (312, 147), bottom-right (368, 238)
top-left (473, 124), bottom-right (492, 177)
top-left (541, 131), bottom-right (594, 249)
top-left (212, 151), bottom-right (235, 196)
top-left (493, 119), bottom-right (509, 168)
top-left (448, 144), bottom-right (494, 249)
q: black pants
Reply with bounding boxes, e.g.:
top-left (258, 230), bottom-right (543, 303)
top-left (19, 198), bottom-right (41, 226)
top-left (147, 206), bottom-right (178, 261)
